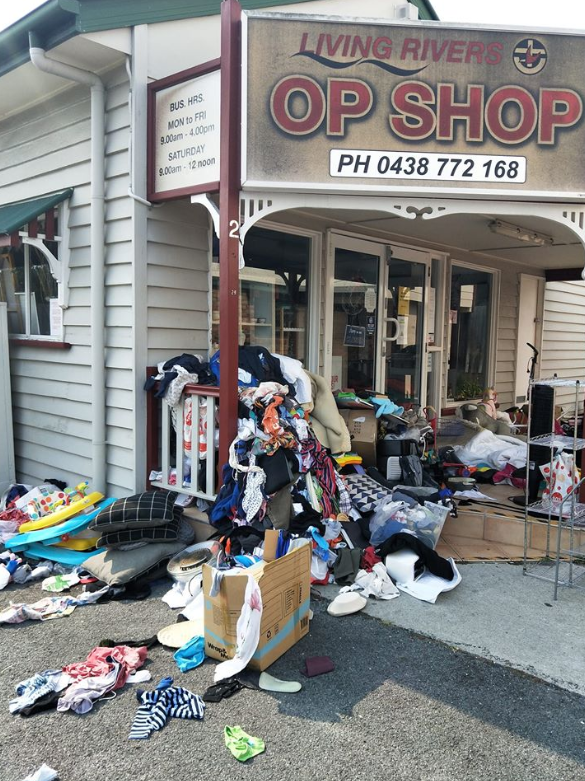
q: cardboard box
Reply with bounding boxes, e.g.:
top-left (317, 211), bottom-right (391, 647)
top-left (202, 542), bottom-right (311, 671)
top-left (340, 409), bottom-right (378, 466)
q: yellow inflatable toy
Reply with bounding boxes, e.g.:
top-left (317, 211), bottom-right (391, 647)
top-left (18, 492), bottom-right (104, 533)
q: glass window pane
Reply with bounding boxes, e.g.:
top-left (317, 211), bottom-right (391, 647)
top-left (385, 259), bottom-right (426, 405)
top-left (332, 248), bottom-right (379, 394)
top-left (0, 247), bottom-right (25, 334)
top-left (29, 246), bottom-right (58, 336)
top-left (448, 266), bottom-right (492, 400)
top-left (212, 228), bottom-right (311, 364)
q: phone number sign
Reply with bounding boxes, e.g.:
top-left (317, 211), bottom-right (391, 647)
top-left (330, 150), bottom-right (526, 182)
top-left (244, 15), bottom-right (585, 198)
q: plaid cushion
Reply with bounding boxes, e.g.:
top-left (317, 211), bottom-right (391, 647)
top-left (343, 474), bottom-right (392, 514)
top-left (98, 518), bottom-right (181, 549)
top-left (89, 491), bottom-right (179, 532)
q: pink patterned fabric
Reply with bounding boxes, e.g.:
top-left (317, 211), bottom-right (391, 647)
top-left (63, 645), bottom-right (147, 689)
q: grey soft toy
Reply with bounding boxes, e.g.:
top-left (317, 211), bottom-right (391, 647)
top-left (457, 403), bottom-right (511, 436)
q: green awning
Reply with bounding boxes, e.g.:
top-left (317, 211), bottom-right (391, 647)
top-left (0, 188), bottom-right (73, 235)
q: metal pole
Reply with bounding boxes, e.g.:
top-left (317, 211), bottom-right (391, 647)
top-left (218, 0), bottom-right (241, 475)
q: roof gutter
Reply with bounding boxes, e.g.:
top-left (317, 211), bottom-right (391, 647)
top-left (29, 33), bottom-right (107, 495)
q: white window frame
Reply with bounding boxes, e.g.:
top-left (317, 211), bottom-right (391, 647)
top-left (446, 258), bottom-right (499, 404)
top-left (4, 203), bottom-right (69, 341)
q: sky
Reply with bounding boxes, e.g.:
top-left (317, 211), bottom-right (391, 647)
top-left (1, 0), bottom-right (585, 32)
top-left (432, 0), bottom-right (585, 30)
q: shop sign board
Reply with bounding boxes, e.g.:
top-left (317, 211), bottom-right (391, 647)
top-left (243, 14), bottom-right (585, 199)
top-left (148, 61), bottom-right (221, 201)
top-left (343, 324), bottom-right (366, 347)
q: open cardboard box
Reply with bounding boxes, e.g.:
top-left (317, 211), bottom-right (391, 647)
top-left (340, 408), bottom-right (378, 466)
top-left (202, 542), bottom-right (311, 671)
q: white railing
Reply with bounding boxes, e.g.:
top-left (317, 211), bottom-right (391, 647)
top-left (150, 383), bottom-right (219, 501)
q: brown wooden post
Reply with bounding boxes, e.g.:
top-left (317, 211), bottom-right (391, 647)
top-left (218, 0), bottom-right (241, 474)
top-left (45, 208), bottom-right (55, 241)
top-left (27, 218), bottom-right (38, 239)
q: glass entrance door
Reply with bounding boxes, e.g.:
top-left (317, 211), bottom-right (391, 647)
top-left (328, 236), bottom-right (438, 408)
top-left (330, 237), bottom-right (384, 394)
top-left (380, 251), bottom-right (428, 406)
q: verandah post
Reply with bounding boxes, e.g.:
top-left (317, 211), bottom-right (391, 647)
top-left (218, 0), bottom-right (242, 476)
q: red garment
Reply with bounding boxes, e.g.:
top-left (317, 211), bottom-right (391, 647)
top-left (63, 645), bottom-right (147, 690)
top-left (493, 463), bottom-right (525, 490)
top-left (0, 507), bottom-right (30, 527)
top-left (361, 546), bottom-right (382, 572)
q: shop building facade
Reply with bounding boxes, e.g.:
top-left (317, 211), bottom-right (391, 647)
top-left (0, 0), bottom-right (584, 497)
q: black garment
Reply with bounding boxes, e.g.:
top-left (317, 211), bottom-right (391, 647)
top-left (399, 455), bottom-right (423, 486)
top-left (19, 690), bottom-right (60, 717)
top-left (211, 525), bottom-right (265, 556)
top-left (289, 510), bottom-right (324, 536)
top-left (258, 448), bottom-right (297, 494)
top-left (288, 491), bottom-right (325, 535)
top-left (144, 353), bottom-right (215, 398)
top-left (203, 679), bottom-right (244, 703)
top-left (366, 466), bottom-right (400, 491)
top-left (238, 346), bottom-right (286, 385)
top-left (162, 353), bottom-right (202, 373)
top-left (109, 580), bottom-right (152, 601)
top-left (43, 478), bottom-right (67, 491)
top-left (203, 670), bottom-right (261, 703)
top-left (376, 532), bottom-right (455, 581)
top-left (85, 579), bottom-right (152, 601)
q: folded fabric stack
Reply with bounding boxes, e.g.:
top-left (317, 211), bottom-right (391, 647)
top-left (81, 491), bottom-right (194, 587)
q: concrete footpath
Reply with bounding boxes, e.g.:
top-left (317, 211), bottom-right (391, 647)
top-left (316, 560), bottom-right (585, 696)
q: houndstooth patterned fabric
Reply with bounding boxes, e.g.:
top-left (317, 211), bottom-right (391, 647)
top-left (343, 474), bottom-right (392, 514)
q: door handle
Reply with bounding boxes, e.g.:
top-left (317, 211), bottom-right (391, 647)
top-left (385, 317), bottom-right (401, 342)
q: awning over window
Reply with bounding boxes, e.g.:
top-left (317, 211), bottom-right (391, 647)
top-left (0, 188), bottom-right (73, 236)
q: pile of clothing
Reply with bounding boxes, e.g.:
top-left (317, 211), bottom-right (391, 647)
top-left (147, 348), bottom-right (353, 493)
top-left (9, 642), bottom-right (150, 717)
top-left (209, 381), bottom-right (352, 534)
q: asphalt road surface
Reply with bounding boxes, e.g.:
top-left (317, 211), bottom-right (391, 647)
top-left (2, 581), bottom-right (585, 781)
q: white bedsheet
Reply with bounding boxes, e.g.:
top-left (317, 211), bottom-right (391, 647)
top-left (453, 429), bottom-right (527, 470)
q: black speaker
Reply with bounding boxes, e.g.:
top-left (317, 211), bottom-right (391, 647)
top-left (511, 384), bottom-right (554, 506)
top-left (524, 384), bottom-right (554, 504)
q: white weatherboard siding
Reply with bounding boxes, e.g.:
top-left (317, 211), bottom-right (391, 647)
top-left (541, 281), bottom-right (585, 409)
top-left (1, 65), bottom-right (135, 496)
top-left (494, 263), bottom-right (519, 409)
top-left (146, 201), bottom-right (211, 366)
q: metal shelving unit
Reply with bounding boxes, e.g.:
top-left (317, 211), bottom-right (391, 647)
top-left (523, 378), bottom-right (585, 599)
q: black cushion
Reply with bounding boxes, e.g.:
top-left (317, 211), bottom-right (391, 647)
top-left (89, 491), bottom-right (179, 532)
top-left (97, 518), bottom-right (181, 549)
